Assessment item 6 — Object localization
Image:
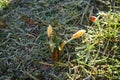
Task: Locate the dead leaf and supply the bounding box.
[21,16,35,26]
[90,16,97,23]
[0,20,6,28]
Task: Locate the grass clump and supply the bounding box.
[69,11,120,80]
[0,0,9,10]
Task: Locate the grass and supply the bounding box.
[0,0,120,80]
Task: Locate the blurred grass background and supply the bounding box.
[0,0,120,80]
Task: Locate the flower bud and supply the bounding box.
[71,30,86,40]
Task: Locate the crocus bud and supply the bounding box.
[47,25,53,39]
[71,30,86,40]
[60,41,67,51]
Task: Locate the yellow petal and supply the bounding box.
[47,25,53,38]
[71,30,86,40]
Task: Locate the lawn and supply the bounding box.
[0,0,120,80]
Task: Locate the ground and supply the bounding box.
[0,0,120,80]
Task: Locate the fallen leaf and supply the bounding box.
[21,16,35,26]
[0,20,6,28]
[90,16,97,23]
